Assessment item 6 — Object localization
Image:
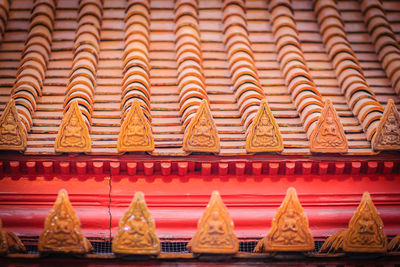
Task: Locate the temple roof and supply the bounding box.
[0,0,399,156]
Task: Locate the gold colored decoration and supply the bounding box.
[342,192,387,253]
[0,99,27,151]
[55,101,91,153]
[319,229,347,254]
[112,192,160,255]
[183,99,220,153]
[388,234,400,252]
[38,189,93,254]
[310,99,348,153]
[255,187,314,252]
[0,218,26,254]
[372,99,400,151]
[117,99,154,152]
[246,99,283,153]
[188,191,238,254]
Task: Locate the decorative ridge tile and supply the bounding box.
[310,99,348,153]
[0,98,27,151]
[187,190,238,254]
[183,99,220,153]
[372,99,400,151]
[246,98,283,153]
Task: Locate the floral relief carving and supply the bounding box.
[0,99,27,151]
[183,99,220,153]
[55,101,91,153]
[38,189,93,254]
[188,191,238,254]
[373,99,400,151]
[310,99,348,153]
[112,192,160,255]
[343,192,387,253]
[246,99,283,153]
[255,187,314,252]
[118,99,154,152]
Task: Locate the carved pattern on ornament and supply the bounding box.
[38,189,93,254]
[310,99,348,153]
[372,99,400,151]
[112,192,160,255]
[188,191,238,254]
[183,99,220,153]
[255,187,314,252]
[55,101,91,153]
[246,99,283,153]
[0,99,27,151]
[343,192,387,253]
[118,99,154,152]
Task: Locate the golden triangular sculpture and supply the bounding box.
[310,99,348,153]
[0,99,27,151]
[188,191,238,254]
[117,99,154,152]
[246,99,283,153]
[55,101,91,152]
[255,187,314,252]
[38,189,93,254]
[342,192,387,253]
[0,218,26,254]
[183,99,220,153]
[372,99,400,151]
[112,192,161,255]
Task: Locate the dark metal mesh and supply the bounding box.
[19,237,326,255]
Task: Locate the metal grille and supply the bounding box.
[19,237,326,254]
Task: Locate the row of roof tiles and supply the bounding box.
[0,0,399,155]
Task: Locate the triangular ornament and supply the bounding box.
[188,191,238,254]
[183,99,220,153]
[258,187,314,252]
[112,192,160,255]
[246,99,283,153]
[310,99,348,153]
[55,101,91,152]
[0,99,27,151]
[38,189,93,254]
[117,99,154,152]
[342,192,387,253]
[0,218,26,254]
[372,99,400,151]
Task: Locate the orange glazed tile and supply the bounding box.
[55,101,91,153]
[372,99,400,151]
[38,189,93,254]
[112,192,160,255]
[342,192,387,253]
[183,99,219,154]
[0,99,27,151]
[0,217,26,254]
[246,99,283,153]
[254,187,314,252]
[118,99,154,152]
[310,99,348,153]
[188,191,238,254]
